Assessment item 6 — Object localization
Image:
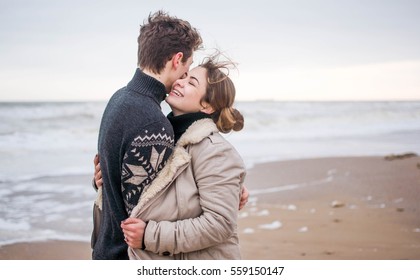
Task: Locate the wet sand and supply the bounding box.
[1,156,419,260]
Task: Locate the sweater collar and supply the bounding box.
[127,68,167,104]
[167,112,211,143]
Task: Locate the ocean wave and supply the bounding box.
[249,174,334,196]
[238,101,420,138]
[0,170,93,184]
[0,231,91,247]
[0,102,104,130]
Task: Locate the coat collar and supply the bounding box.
[177,118,219,147]
[130,119,219,217]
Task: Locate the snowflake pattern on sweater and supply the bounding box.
[122,127,174,215]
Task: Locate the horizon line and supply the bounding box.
[1,99,420,103]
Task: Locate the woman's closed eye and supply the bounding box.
[189,76,200,87]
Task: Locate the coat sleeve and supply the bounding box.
[144,136,246,255]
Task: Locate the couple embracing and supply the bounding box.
[91,10,249,260]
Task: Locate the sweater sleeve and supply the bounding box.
[121,123,174,215]
[144,136,246,255]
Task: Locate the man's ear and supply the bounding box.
[172,52,184,69]
[200,103,215,114]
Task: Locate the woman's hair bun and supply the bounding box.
[216,107,244,133]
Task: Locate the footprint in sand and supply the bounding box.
[255,209,270,216]
[258,221,282,230]
[243,228,255,234]
[238,212,249,218]
[331,200,345,208]
[298,226,309,233]
[281,204,297,211]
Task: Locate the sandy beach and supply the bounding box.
[1,155,419,260]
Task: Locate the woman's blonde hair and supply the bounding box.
[200,53,244,133]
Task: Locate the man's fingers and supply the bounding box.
[238,185,250,210]
[95,170,102,180]
[93,154,99,165]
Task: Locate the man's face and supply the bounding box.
[177,55,194,80]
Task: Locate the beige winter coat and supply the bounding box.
[128,118,246,260]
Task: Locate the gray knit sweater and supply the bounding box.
[92,69,174,259]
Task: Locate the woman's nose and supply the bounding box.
[176,79,186,87]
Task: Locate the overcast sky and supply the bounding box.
[1,0,419,101]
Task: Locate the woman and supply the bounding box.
[95,55,246,259]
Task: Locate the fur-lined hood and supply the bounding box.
[130,118,219,217]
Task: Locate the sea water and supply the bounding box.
[1,101,419,246]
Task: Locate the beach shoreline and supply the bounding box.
[1,155,419,260]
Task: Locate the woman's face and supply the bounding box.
[166,66,209,116]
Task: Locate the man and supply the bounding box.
[92,10,202,260]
